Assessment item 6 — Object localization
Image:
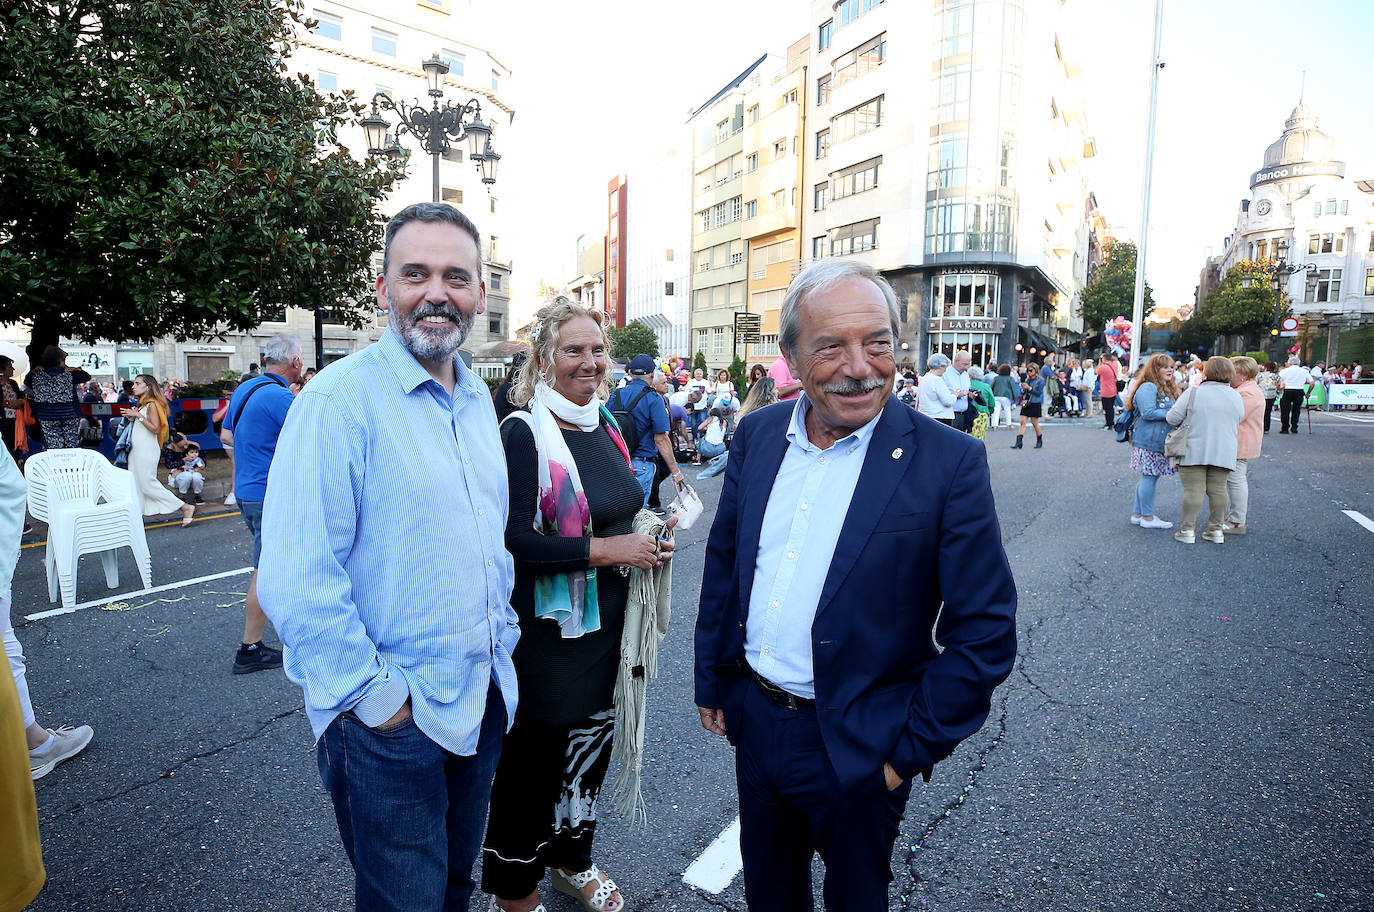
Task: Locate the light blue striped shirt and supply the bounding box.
[946,367,971,413]
[745,394,879,698]
[258,329,518,755]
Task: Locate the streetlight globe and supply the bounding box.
[1240,274,1253,289]
[422,55,449,96]
[361,111,390,154]
[478,148,500,186]
[464,118,492,159]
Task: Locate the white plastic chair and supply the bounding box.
[24,449,152,609]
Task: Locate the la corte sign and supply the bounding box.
[928,317,1006,333]
[1250,159,1345,188]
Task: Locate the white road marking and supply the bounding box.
[1318,413,1374,423]
[24,566,254,621]
[1342,510,1374,536]
[683,816,743,894]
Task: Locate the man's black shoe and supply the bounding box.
[232,643,283,675]
[193,495,205,505]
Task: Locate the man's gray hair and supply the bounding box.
[926,353,952,370]
[262,333,302,367]
[778,259,900,356]
[382,202,482,277]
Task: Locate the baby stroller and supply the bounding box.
[1045,376,1068,417]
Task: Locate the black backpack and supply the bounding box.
[609,384,655,455]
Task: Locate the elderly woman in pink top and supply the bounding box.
[1224,357,1265,535]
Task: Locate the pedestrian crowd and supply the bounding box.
[5,204,1021,912]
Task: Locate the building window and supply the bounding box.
[925,197,1015,254]
[1326,198,1337,214]
[318,70,338,92]
[832,96,882,144]
[831,156,880,200]
[489,274,501,290]
[488,314,503,335]
[442,186,462,204]
[371,27,398,56]
[1341,200,1349,215]
[440,49,465,76]
[1308,234,1320,254]
[745,200,757,219]
[829,218,879,256]
[752,239,796,268]
[784,89,798,104]
[815,128,830,159]
[814,181,829,211]
[770,189,786,210]
[927,134,967,190]
[813,236,828,259]
[931,273,999,318]
[936,63,971,121]
[696,329,708,353]
[1314,202,1322,217]
[819,19,834,51]
[491,70,500,92]
[715,119,730,143]
[665,281,675,296]
[747,104,760,123]
[753,334,780,358]
[1365,267,1374,297]
[1307,268,1341,303]
[817,74,832,106]
[1255,239,1268,260]
[746,152,759,172]
[938,2,972,56]
[311,10,342,40]
[697,196,744,231]
[712,327,726,355]
[835,33,886,87]
[836,0,885,28]
[489,197,497,214]
[772,139,786,160]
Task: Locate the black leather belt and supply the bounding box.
[748,664,815,711]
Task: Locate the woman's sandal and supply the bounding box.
[488,897,545,912]
[552,864,623,912]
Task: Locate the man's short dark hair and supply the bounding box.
[382,203,482,277]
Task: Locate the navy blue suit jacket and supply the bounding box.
[694,396,1018,790]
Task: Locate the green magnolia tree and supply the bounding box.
[0,0,403,359]
[606,320,659,360]
[693,351,708,374]
[1079,240,1155,332]
[727,355,746,394]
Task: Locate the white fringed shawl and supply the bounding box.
[610,508,672,823]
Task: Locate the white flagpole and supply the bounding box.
[1130,0,1164,376]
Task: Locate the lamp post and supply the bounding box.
[1251,239,1317,365]
[360,55,500,202]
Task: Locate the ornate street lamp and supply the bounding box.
[363,54,500,202]
[1267,237,1318,365]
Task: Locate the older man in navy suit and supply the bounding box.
[695,259,1018,911]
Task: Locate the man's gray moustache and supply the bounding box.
[825,378,886,395]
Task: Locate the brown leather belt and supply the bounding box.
[748,664,815,712]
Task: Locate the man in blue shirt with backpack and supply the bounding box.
[220,333,303,674]
[611,354,686,506]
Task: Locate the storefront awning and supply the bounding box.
[1018,324,1063,355]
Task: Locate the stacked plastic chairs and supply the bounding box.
[24,449,152,609]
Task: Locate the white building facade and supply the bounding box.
[800,0,1104,367]
[622,150,693,359]
[1216,103,1374,351]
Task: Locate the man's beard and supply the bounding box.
[397,303,473,362]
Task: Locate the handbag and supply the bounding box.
[113,415,135,468]
[667,479,704,531]
[1163,386,1197,461]
[1114,407,1137,443]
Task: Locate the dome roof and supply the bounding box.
[1263,103,1336,167]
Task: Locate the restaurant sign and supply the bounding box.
[928,317,1006,333]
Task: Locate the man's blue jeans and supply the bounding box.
[317,681,505,912]
[631,457,656,507]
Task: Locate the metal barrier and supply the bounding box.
[68,399,228,460]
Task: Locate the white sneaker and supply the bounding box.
[1140,517,1173,529]
[1202,530,1225,544]
[1130,515,1142,525]
[29,725,94,780]
[1173,530,1195,544]
[224,492,236,506]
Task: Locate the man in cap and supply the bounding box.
[611,354,686,506]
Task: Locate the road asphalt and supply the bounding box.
[11,410,1372,911]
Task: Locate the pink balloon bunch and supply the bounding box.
[1104,316,1133,357]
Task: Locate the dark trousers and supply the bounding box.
[317,681,505,912]
[1101,394,1117,429]
[735,679,913,912]
[482,708,615,900]
[1263,396,1276,431]
[1280,389,1304,431]
[951,409,972,432]
[647,455,670,509]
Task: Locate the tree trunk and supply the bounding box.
[27,311,69,369]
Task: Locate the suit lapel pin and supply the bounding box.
[891,447,903,460]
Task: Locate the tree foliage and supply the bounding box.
[1199,259,1289,337]
[606,320,659,360]
[1079,240,1155,332]
[0,0,403,356]
[728,355,746,394]
[693,351,708,374]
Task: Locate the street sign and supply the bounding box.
[1280,317,1299,332]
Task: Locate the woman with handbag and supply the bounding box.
[1166,357,1244,544]
[119,375,195,526]
[483,298,675,912]
[24,347,89,450]
[1123,354,1180,530]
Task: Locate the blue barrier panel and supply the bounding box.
[73,399,227,461]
